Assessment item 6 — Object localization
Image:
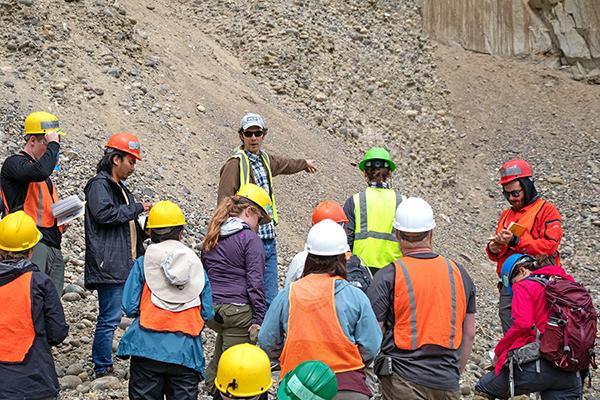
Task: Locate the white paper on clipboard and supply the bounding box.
[51,195,85,226]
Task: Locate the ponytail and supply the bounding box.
[202,195,259,252]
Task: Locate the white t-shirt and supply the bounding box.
[284,250,308,287]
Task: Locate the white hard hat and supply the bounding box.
[393,197,436,233]
[305,219,350,256]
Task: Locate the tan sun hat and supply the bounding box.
[143,240,205,306]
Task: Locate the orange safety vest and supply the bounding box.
[393,257,466,351]
[0,271,36,363]
[279,274,365,378]
[497,198,546,236]
[1,180,58,228]
[139,284,204,337]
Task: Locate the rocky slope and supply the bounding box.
[0,0,598,399]
[422,0,600,82]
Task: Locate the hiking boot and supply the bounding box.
[94,366,114,379]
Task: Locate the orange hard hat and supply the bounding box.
[498,159,532,185]
[106,132,142,160]
[312,201,348,225]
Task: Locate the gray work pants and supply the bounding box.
[499,285,513,334]
[31,242,65,295]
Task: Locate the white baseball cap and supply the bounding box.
[240,112,266,131]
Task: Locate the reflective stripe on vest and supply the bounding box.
[352,188,403,269]
[22,181,57,228]
[231,148,278,225]
[393,257,466,350]
[0,271,35,363]
[279,275,365,378]
[139,284,204,337]
[497,198,546,236]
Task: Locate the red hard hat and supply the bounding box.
[106,132,142,160]
[312,201,349,225]
[498,159,532,185]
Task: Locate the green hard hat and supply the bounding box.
[277,361,338,400]
[358,147,396,172]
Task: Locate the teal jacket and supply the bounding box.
[258,276,382,363]
[117,256,215,377]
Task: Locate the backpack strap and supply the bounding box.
[528,274,550,287]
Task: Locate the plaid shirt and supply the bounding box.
[246,151,275,239]
[368,182,390,189]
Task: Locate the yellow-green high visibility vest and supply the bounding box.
[353,187,403,269]
[231,148,279,225]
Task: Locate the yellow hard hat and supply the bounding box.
[215,343,273,397]
[146,200,186,229]
[23,111,66,136]
[236,184,273,224]
[0,211,42,252]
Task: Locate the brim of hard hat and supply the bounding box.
[146,221,186,229]
[0,232,42,252]
[242,198,272,225]
[306,244,350,256]
[392,221,436,232]
[23,129,66,137]
[358,158,396,172]
[106,147,142,161]
[276,374,294,400]
[215,377,273,398]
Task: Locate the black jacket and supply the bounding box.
[84,170,145,289]
[0,259,68,400]
[0,142,62,248]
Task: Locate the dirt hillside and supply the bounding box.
[0,0,598,398]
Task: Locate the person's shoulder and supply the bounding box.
[224,154,242,164]
[446,257,474,281]
[538,198,560,213]
[270,285,291,308]
[85,171,111,186]
[375,262,396,279]
[290,250,307,262]
[31,269,55,290]
[1,153,27,171]
[239,227,262,246]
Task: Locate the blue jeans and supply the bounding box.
[92,283,124,373]
[476,359,581,399]
[262,238,279,308]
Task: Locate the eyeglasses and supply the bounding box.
[242,130,264,138]
[503,189,523,199]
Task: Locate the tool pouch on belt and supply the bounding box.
[508,341,541,367]
[374,355,393,376]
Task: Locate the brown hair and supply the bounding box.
[535,254,555,268]
[365,167,390,184]
[202,195,261,252]
[302,253,347,280]
[150,225,184,244]
[0,249,31,261]
[398,230,430,243]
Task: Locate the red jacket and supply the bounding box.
[486,198,562,275]
[494,265,574,374]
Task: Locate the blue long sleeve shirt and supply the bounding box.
[258,276,382,364]
[117,256,215,377]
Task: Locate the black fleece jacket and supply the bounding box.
[0,259,68,400]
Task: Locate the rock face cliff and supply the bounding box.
[421,0,600,81]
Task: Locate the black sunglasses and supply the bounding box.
[503,189,523,199]
[242,130,264,138]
